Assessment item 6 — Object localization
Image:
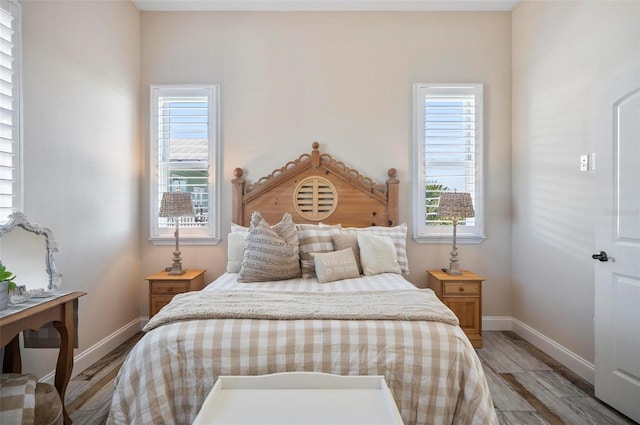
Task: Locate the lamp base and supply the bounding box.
[165,248,186,275]
[443,268,463,276]
[165,265,186,276]
[444,256,463,276]
[445,221,463,276]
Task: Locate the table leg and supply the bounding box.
[2,334,21,373]
[53,300,75,425]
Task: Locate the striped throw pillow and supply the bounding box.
[238,212,301,282]
[296,224,342,278]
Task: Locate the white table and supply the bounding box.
[193,372,404,425]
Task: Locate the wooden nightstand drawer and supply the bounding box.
[151,295,174,316]
[152,281,188,295]
[443,283,480,295]
[146,269,206,318]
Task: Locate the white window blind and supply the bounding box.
[150,85,220,244]
[412,83,484,242]
[0,0,20,223]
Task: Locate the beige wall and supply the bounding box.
[512,0,639,363]
[140,11,513,317]
[9,3,514,382]
[20,1,141,377]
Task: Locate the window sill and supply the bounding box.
[149,236,221,246]
[412,235,486,244]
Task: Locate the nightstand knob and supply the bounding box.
[459,287,465,292]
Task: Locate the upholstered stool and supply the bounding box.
[0,374,63,425]
[34,381,63,425]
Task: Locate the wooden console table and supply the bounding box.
[0,291,86,425]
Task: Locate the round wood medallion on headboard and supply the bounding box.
[293,176,338,221]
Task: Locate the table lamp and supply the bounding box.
[159,190,194,275]
[437,191,475,276]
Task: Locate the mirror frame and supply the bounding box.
[0,211,62,290]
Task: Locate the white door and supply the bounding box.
[594,64,640,423]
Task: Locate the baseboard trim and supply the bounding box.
[40,317,144,385]
[482,316,513,331]
[482,315,594,384]
[510,317,595,384]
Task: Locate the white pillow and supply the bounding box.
[357,232,401,276]
[311,248,360,283]
[345,224,409,274]
[230,222,249,235]
[226,232,246,273]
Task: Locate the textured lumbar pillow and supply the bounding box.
[238,212,301,282]
[357,232,401,275]
[311,248,360,283]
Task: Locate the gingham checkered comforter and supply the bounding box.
[107,273,497,425]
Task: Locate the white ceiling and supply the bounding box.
[131,0,521,12]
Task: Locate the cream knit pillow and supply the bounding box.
[346,224,409,274]
[357,232,401,276]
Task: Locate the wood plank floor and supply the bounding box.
[65,331,637,425]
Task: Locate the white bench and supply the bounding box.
[193,372,404,425]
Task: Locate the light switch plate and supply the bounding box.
[580,154,589,171]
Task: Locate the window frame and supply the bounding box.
[0,0,21,224]
[149,84,221,245]
[412,83,485,244]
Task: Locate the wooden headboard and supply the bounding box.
[232,143,398,228]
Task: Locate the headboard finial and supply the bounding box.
[386,168,399,226]
[311,142,320,167]
[231,168,245,225]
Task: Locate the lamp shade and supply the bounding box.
[437,192,475,220]
[159,192,195,218]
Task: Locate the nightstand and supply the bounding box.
[427,269,484,348]
[146,269,206,318]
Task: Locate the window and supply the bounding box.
[412,83,484,243]
[150,85,220,245]
[0,0,20,224]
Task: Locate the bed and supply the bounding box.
[107,143,497,425]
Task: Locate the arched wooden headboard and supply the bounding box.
[232,142,398,228]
